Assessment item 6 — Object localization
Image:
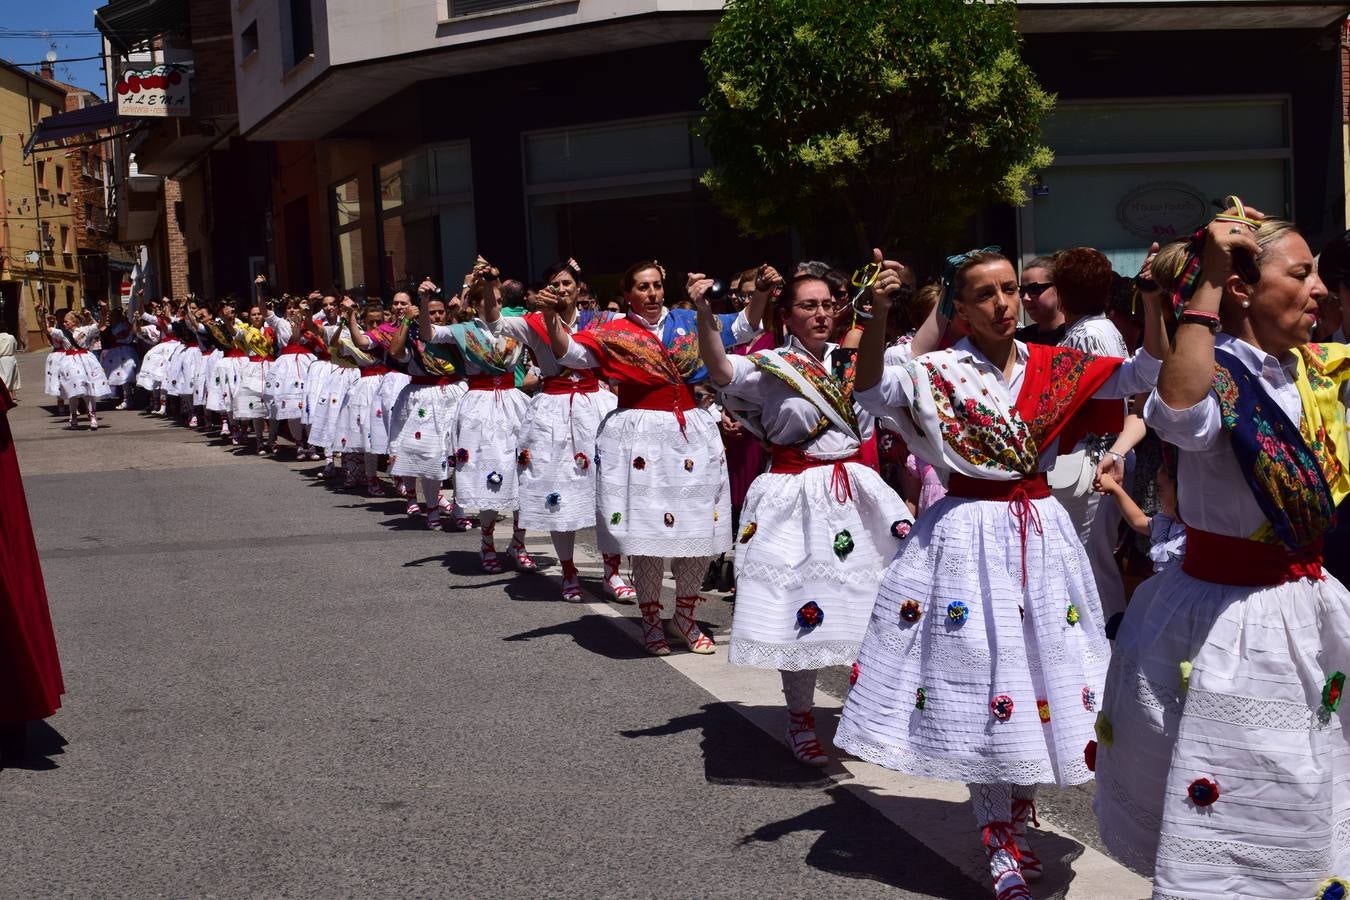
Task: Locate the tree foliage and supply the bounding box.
[698,0,1055,261]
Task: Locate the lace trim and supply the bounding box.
[736,560,888,591]
[1155,832,1329,876]
[833,720,1091,786]
[599,535,729,557]
[1135,671,1184,716]
[1101,768,1161,833]
[598,482,725,501]
[1095,820,1158,878]
[1183,686,1317,732]
[728,639,860,671]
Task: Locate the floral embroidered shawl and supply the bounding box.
[441,320,524,376]
[1212,342,1350,547]
[876,342,1121,481]
[571,308,737,386]
[745,343,859,441]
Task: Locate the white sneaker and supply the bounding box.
[115,401,128,411]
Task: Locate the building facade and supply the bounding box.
[0,61,85,348]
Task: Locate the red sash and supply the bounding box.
[946,473,1052,586]
[410,374,457,386]
[467,373,513,391]
[247,355,268,363]
[198,346,214,355]
[769,446,864,503]
[279,344,311,357]
[1183,528,1324,586]
[359,364,390,377]
[63,349,87,356]
[224,348,246,359]
[541,370,600,394]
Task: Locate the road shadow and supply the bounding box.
[0,721,67,773]
[742,784,988,898]
[621,701,834,789]
[503,613,651,661]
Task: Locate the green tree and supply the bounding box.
[698,0,1054,263]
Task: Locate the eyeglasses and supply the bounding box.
[1020,282,1053,298]
[791,301,841,316]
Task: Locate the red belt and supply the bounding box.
[467,373,513,391]
[199,346,215,355]
[411,375,457,386]
[947,473,1051,586]
[279,344,311,356]
[770,446,863,504]
[616,382,695,432]
[247,355,268,363]
[541,370,600,394]
[63,349,88,355]
[360,364,390,377]
[224,349,246,358]
[1183,528,1324,586]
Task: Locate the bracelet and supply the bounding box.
[1106,450,1125,463]
[1178,310,1221,333]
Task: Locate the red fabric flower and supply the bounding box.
[1084,740,1097,772]
[991,695,1014,721]
[633,457,646,470]
[849,662,860,686]
[1188,777,1220,806]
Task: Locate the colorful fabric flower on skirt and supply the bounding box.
[417,407,427,418]
[890,520,911,540]
[833,530,854,560]
[414,432,421,440]
[1179,660,1193,694]
[1187,777,1220,807]
[1318,877,1350,900]
[632,457,646,470]
[1084,740,1097,772]
[795,601,825,630]
[517,449,530,466]
[486,471,503,486]
[610,512,622,525]
[1094,711,1113,747]
[899,600,922,624]
[545,492,561,507]
[1325,671,1345,713]
[849,662,860,686]
[1081,686,1096,712]
[990,695,1014,721]
[574,452,589,470]
[739,522,757,543]
[1065,603,1081,626]
[683,458,694,472]
[455,448,469,463]
[915,687,927,710]
[1037,698,1050,724]
[663,512,675,527]
[946,601,968,624]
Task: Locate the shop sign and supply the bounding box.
[115,65,190,118]
[1116,182,1209,241]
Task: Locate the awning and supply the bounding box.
[94,0,189,54]
[24,103,136,157]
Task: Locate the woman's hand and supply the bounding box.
[865,247,908,312]
[1199,205,1264,288]
[418,279,439,301]
[686,273,715,312]
[754,264,783,296]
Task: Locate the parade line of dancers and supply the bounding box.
[29,200,1350,900]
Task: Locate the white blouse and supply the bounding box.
[1144,333,1350,540]
[720,336,871,459]
[859,337,1162,477]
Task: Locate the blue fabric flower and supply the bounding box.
[946,601,968,623]
[545,492,561,507]
[486,471,502,486]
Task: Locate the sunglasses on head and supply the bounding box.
[1020,282,1052,298]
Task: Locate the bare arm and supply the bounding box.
[1097,472,1151,536]
[741,264,781,333]
[689,274,734,387]
[344,301,373,350]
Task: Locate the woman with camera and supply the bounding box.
[835,247,1166,900]
[538,261,761,656]
[693,268,911,766]
[1094,207,1350,899]
[480,258,636,601]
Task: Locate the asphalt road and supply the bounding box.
[0,351,1144,899]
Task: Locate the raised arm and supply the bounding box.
[855,250,908,393]
[1159,211,1261,409]
[690,273,734,386]
[740,264,781,333]
[342,298,372,350]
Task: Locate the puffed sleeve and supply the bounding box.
[1143,389,1222,451]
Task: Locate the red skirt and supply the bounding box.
[0,383,64,721]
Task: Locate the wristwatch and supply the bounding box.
[1178,311,1221,333]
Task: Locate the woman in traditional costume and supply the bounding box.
[298,295,339,462]
[98,305,138,409]
[696,269,911,765]
[387,289,467,528]
[1094,206,1350,900]
[332,299,403,494]
[482,259,636,601]
[429,264,535,572]
[262,298,319,456]
[539,260,749,655]
[50,308,112,430]
[834,248,1166,900]
[228,302,277,453]
[306,306,362,480]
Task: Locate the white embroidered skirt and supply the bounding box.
[388,380,467,479]
[162,343,194,397]
[190,350,218,407]
[307,366,359,451]
[205,355,236,413]
[230,358,268,419]
[450,386,530,512]
[265,352,315,421]
[516,388,617,532]
[730,463,909,671]
[592,406,732,558]
[300,359,334,426]
[332,371,397,454]
[44,351,61,396]
[100,346,138,386]
[1093,565,1350,898]
[56,352,112,400]
[834,493,1108,786]
[136,341,174,390]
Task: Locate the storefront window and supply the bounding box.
[331,177,365,292]
[377,142,474,295]
[1022,98,1292,275]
